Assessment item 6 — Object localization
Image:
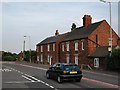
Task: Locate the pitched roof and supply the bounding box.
[37,20,104,46]
[89,46,109,58]
[37,33,68,46]
[63,20,104,41]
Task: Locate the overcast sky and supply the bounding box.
[1,0,119,54]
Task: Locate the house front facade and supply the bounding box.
[36,15,120,69]
[59,15,119,69]
[36,30,67,65]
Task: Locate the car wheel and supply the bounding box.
[46,72,50,79]
[57,76,62,83]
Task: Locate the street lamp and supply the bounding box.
[23,36,26,61]
[100,0,112,56]
[23,35,31,63]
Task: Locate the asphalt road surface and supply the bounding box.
[1,61,120,90]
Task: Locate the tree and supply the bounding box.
[107,48,120,70]
[71,23,76,31]
[2,52,18,61]
[24,50,37,62]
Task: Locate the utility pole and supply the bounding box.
[100,0,112,56]
[23,36,26,61]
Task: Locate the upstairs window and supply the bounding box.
[75,42,78,51]
[81,41,84,50]
[62,43,64,51]
[36,46,39,52]
[53,43,55,51]
[66,42,70,51]
[41,46,43,52]
[48,44,50,52]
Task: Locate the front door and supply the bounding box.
[94,58,99,68]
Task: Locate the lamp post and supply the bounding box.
[100,0,112,56]
[23,36,26,61]
[23,35,31,63]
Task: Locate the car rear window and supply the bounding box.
[64,65,80,71]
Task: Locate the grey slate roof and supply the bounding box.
[37,20,104,46]
[89,46,109,58]
[37,33,68,46]
[63,20,104,41]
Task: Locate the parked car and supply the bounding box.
[46,63,83,83]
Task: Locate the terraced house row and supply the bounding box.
[36,15,120,69]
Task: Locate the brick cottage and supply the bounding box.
[36,15,120,69]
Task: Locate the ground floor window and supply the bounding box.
[75,54,78,65]
[41,54,43,62]
[47,54,50,63]
[94,58,99,68]
[37,56,39,62]
[66,54,70,63]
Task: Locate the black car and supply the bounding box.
[46,63,83,83]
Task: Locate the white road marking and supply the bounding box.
[0,68,12,72]
[19,64,47,71]
[22,75,35,82]
[3,65,57,90]
[5,81,36,84]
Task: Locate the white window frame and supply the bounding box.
[81,41,84,50]
[75,42,78,51]
[37,56,39,62]
[41,46,43,52]
[53,43,55,51]
[41,54,43,62]
[47,54,50,63]
[66,54,70,63]
[75,54,78,65]
[62,43,64,51]
[37,46,39,52]
[94,58,99,68]
[66,42,70,51]
[47,44,50,52]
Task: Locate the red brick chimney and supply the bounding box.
[55,30,59,36]
[83,15,92,27]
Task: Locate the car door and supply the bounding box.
[49,64,56,78]
[54,64,62,79]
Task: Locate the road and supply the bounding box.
[1,61,120,90]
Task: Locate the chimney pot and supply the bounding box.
[55,30,59,36]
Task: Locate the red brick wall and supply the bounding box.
[88,20,119,55]
[60,39,89,67]
[118,39,120,46]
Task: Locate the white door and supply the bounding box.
[37,56,39,62]
[66,54,70,63]
[94,58,99,68]
[49,56,52,65]
[75,55,78,65]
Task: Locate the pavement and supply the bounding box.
[15,61,119,76]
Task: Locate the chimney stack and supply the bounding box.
[83,15,92,27]
[55,30,59,36]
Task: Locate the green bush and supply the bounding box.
[107,49,120,70]
[3,56,16,61]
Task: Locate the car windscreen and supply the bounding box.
[63,65,80,71]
